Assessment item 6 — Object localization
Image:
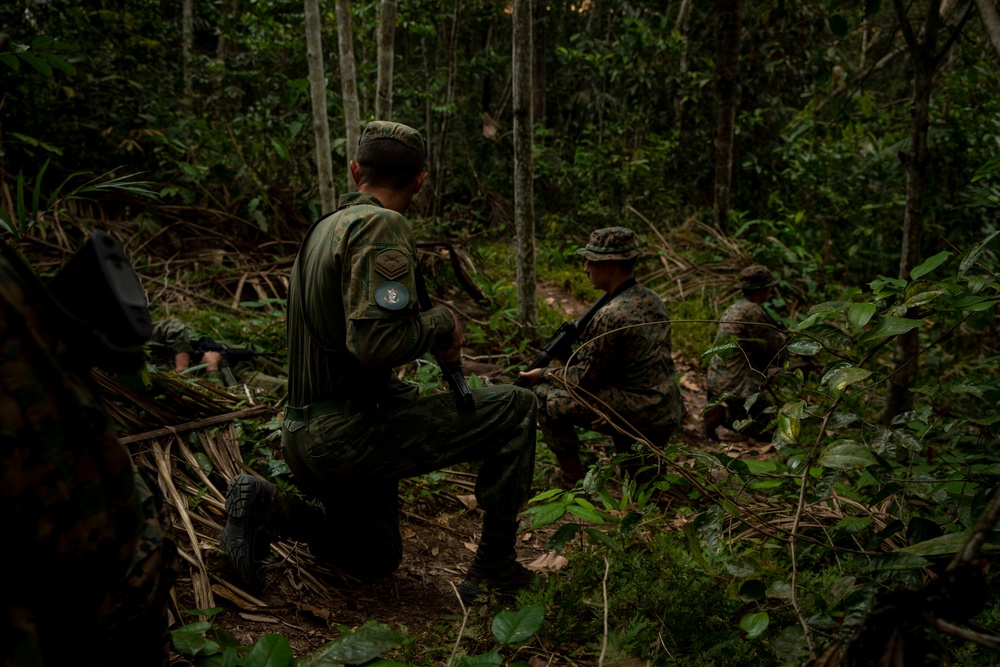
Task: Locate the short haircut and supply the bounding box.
[356,139,425,189]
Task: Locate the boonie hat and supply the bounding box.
[358,121,426,159]
[575,227,644,261]
[739,264,778,290]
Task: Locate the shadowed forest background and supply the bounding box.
[3,0,1000,665]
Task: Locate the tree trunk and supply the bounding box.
[975,0,1000,61]
[674,0,693,131]
[335,0,362,193]
[182,0,193,101]
[532,8,546,126]
[375,0,397,120]
[431,0,462,217]
[712,0,743,234]
[304,0,336,214]
[883,0,942,424]
[513,0,537,334]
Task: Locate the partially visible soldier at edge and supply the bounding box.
[219,120,539,606]
[703,264,788,442]
[0,239,177,666]
[519,227,685,487]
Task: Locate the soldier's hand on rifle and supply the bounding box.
[202,350,223,373]
[174,351,191,373]
[431,310,465,365]
[517,368,545,387]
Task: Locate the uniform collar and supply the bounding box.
[337,191,385,209]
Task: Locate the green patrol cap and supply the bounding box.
[359,121,426,159]
[739,264,778,290]
[575,227,644,261]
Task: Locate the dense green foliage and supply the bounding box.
[4,0,1000,664]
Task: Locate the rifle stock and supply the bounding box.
[513,292,612,387]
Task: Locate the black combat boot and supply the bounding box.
[220,474,279,589]
[455,519,538,606]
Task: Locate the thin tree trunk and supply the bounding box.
[304,0,336,213]
[712,0,742,234]
[375,0,397,120]
[532,8,546,125]
[431,0,462,217]
[884,0,942,424]
[182,0,193,101]
[335,0,362,193]
[975,0,1000,61]
[513,0,537,334]
[674,0,693,130]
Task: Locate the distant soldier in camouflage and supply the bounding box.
[703,264,787,441]
[0,241,176,666]
[220,121,538,605]
[519,227,685,485]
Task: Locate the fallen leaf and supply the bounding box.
[457,494,478,511]
[463,541,479,553]
[431,547,439,557]
[527,551,569,572]
[297,602,331,622]
[239,613,279,623]
[402,528,417,539]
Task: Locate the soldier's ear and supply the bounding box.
[412,171,428,194]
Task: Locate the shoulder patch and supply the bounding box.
[374,249,409,279]
[374,281,410,310]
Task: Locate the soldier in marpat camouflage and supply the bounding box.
[519,227,685,485]
[220,121,539,606]
[0,242,176,666]
[703,264,787,441]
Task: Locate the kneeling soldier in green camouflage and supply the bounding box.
[519,227,685,486]
[220,121,538,606]
[703,264,787,441]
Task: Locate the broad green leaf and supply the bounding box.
[702,335,739,359]
[492,605,545,644]
[529,502,566,529]
[959,230,1000,276]
[457,652,503,667]
[773,400,805,449]
[528,488,563,503]
[299,623,403,667]
[244,634,292,667]
[897,531,971,557]
[909,251,951,279]
[271,138,290,161]
[37,51,76,75]
[546,523,580,550]
[719,497,742,518]
[0,54,20,70]
[31,35,55,49]
[171,630,209,656]
[972,155,1000,182]
[847,302,876,329]
[739,612,770,639]
[18,51,52,76]
[858,316,923,345]
[566,504,605,523]
[786,336,822,355]
[871,551,930,571]
[823,366,872,391]
[682,522,715,575]
[818,440,877,469]
[904,287,946,309]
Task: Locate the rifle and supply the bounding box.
[513,292,612,387]
[415,271,475,413]
[190,337,274,386]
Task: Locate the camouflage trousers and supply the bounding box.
[533,382,682,459]
[280,384,537,581]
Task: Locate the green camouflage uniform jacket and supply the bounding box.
[0,243,175,666]
[535,280,684,452]
[280,192,536,580]
[286,191,455,405]
[706,298,785,399]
